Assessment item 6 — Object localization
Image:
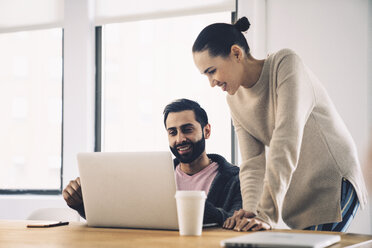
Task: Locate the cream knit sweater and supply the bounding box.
[227,49,367,229]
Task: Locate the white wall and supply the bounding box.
[238,0,371,234]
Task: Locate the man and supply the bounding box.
[63,98,242,225]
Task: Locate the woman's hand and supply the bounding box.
[223,209,256,229]
[233,217,271,232]
[223,209,271,231]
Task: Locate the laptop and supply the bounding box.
[77,151,179,230]
[220,232,341,248]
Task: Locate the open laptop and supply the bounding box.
[220,232,341,248]
[77,151,179,230]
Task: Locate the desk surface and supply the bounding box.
[1,220,371,248]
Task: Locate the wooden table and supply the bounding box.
[1,220,371,247]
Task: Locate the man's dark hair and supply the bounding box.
[163,99,208,128]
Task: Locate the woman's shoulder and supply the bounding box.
[268,48,304,70]
[270,48,299,61]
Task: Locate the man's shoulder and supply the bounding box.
[207,154,239,175]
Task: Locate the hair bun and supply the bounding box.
[234,17,250,32]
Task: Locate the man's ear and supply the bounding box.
[203,124,211,139]
[230,45,243,61]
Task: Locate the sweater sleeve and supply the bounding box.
[203,200,240,225]
[203,176,242,225]
[232,115,266,213]
[256,54,315,226]
[77,205,86,219]
[68,202,86,219]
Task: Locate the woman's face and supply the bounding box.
[193,49,243,95]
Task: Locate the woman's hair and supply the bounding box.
[192,17,251,58]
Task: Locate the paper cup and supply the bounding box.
[175,190,206,236]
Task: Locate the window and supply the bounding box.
[0,29,63,192]
[101,12,232,160]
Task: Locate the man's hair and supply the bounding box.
[163,99,208,128]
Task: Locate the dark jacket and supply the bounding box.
[174,154,242,225]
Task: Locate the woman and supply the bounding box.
[192,17,367,232]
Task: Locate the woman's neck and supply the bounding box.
[241,55,265,89]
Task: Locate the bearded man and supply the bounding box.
[63,98,242,225]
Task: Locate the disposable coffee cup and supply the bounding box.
[175,190,207,236]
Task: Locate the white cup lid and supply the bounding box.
[175,190,207,199]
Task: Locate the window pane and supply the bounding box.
[102,12,232,160]
[0,29,62,190]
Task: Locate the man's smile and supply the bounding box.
[177,144,192,155]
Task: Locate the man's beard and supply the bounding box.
[170,136,206,164]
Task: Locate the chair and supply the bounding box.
[27,207,81,222]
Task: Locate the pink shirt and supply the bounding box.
[175,162,219,195]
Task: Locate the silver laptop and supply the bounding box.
[77,151,179,230]
[220,232,340,248]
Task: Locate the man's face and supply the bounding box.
[165,110,210,163]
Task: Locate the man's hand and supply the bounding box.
[223,209,256,229]
[62,177,83,210]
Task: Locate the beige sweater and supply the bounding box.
[227,49,367,229]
